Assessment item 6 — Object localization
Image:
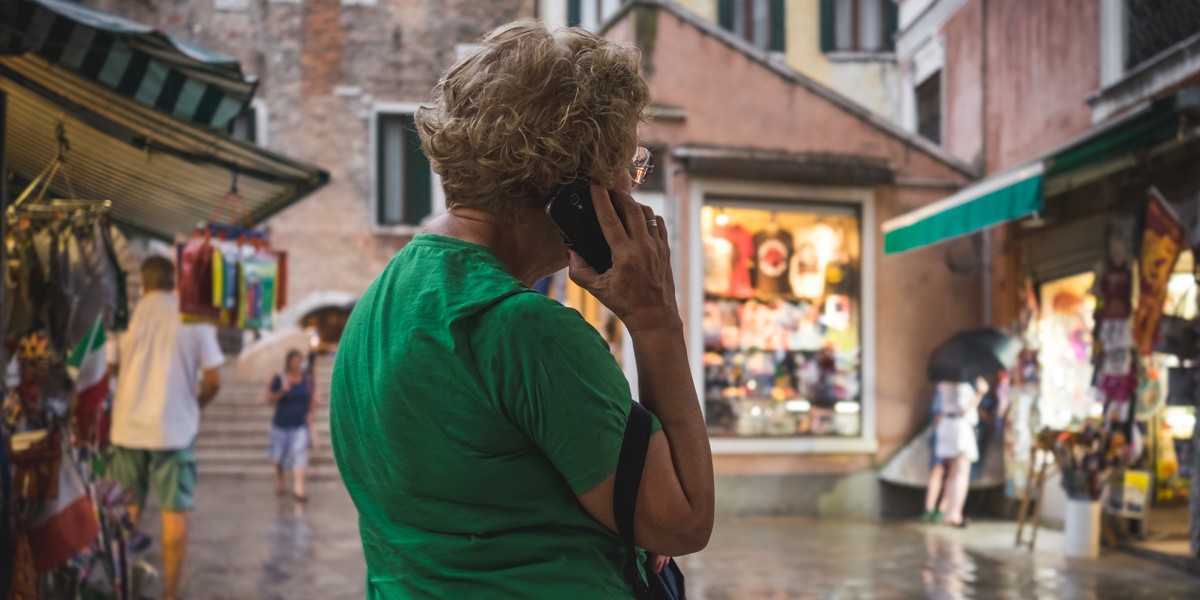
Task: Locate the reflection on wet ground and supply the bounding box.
[135,479,1200,599]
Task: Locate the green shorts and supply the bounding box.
[107,445,197,511]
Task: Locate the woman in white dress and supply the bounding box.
[923,377,989,527]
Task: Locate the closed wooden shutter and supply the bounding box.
[884,0,898,51]
[819,0,836,52]
[718,0,735,31]
[769,0,786,52]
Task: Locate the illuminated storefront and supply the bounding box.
[699,202,864,438]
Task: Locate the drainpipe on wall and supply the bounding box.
[980,0,992,327]
[982,230,993,326]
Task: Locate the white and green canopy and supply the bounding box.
[883,165,1043,254]
[0,0,254,129]
[884,89,1199,255]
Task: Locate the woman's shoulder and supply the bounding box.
[477,291,601,344]
[487,290,578,322]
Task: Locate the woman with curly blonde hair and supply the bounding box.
[330,20,713,598]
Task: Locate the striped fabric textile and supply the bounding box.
[0,0,255,129]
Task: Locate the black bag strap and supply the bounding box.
[615,400,655,600]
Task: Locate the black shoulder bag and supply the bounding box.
[615,401,687,600]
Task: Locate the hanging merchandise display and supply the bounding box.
[175,183,286,330]
[238,256,279,330]
[701,204,862,438]
[1133,189,1186,355]
[0,154,158,598]
[1095,221,1139,438]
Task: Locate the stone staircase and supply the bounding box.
[195,354,340,479]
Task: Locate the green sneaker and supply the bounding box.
[920,510,936,523]
[932,510,945,523]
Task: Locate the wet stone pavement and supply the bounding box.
[134,478,1200,599]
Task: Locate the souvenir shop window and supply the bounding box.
[1035,273,1097,430]
[374,110,433,228]
[1151,262,1198,504]
[701,203,862,438]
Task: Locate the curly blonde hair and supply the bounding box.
[415,20,650,217]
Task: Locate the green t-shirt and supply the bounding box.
[331,234,656,599]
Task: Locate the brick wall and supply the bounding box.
[87,0,533,307]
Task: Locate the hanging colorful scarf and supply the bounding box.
[1133,188,1185,354]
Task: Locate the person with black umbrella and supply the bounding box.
[921,328,1019,527]
[923,377,989,527]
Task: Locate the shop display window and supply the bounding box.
[1153,265,1198,503]
[1036,273,1098,430]
[701,203,862,438]
[1156,406,1195,503]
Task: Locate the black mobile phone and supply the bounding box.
[544,177,616,273]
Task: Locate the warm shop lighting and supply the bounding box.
[834,402,861,414]
[785,400,812,412]
[1165,409,1196,439]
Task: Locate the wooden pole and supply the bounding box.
[1015,444,1038,548]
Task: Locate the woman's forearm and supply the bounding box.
[631,318,714,513]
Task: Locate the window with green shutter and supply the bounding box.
[884,0,898,51]
[718,0,735,31]
[769,0,786,52]
[567,0,582,27]
[718,0,785,53]
[820,0,836,52]
[915,71,942,145]
[377,112,433,228]
[822,0,895,54]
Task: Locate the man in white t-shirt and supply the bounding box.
[107,256,224,600]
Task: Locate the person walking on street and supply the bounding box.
[106,256,224,600]
[265,349,316,501]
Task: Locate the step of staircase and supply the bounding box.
[198,462,342,479]
[202,405,332,419]
[194,447,337,465]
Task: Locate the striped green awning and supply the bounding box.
[0,0,255,129]
[883,165,1044,254]
[1,55,328,240]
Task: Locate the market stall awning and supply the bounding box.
[0,0,254,129]
[1,54,328,240]
[883,164,1043,254]
[883,88,1200,255]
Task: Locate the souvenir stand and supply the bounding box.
[1007,188,1199,559]
[2,144,139,598]
[0,1,329,597]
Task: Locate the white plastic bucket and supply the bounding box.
[1063,498,1101,558]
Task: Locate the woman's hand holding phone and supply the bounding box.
[567,173,680,334]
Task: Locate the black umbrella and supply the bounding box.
[927,327,1021,383]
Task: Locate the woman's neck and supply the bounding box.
[425,206,566,286]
